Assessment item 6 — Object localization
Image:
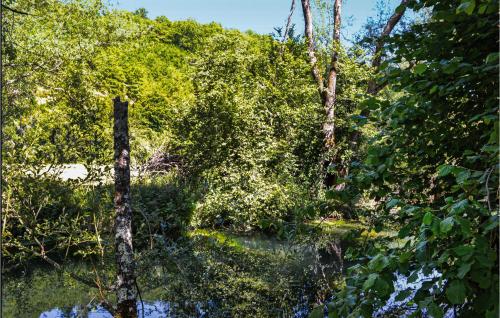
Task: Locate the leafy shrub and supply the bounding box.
[192,168,304,231]
[324,0,499,316]
[132,172,195,245]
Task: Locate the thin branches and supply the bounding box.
[2,4,29,15]
[282,0,296,44]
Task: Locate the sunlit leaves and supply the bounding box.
[363,273,379,290]
[368,254,390,272]
[457,262,472,279]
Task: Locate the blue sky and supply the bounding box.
[111,0,402,41]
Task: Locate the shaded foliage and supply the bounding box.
[324,0,499,316]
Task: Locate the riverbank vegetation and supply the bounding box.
[2,0,498,317]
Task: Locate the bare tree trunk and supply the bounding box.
[323,0,342,149]
[113,97,137,318]
[282,0,296,44]
[301,0,342,150]
[301,0,342,187]
[367,0,409,94]
[301,0,324,98]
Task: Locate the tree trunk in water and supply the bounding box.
[113,97,137,318]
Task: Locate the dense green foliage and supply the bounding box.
[324,0,499,316]
[1,0,498,316]
[2,0,370,267]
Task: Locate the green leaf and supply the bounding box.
[471,269,491,288]
[363,273,379,290]
[457,262,472,279]
[395,4,406,14]
[395,289,412,301]
[368,254,390,272]
[485,52,499,64]
[414,63,427,75]
[442,62,459,74]
[423,211,433,225]
[456,1,476,15]
[386,198,400,208]
[457,218,472,236]
[438,251,450,264]
[453,245,474,258]
[408,271,420,283]
[398,224,412,238]
[440,217,454,234]
[437,164,454,177]
[379,61,389,71]
[455,169,470,184]
[373,276,392,297]
[451,199,468,214]
[327,302,337,318]
[483,216,499,233]
[478,3,488,14]
[428,301,444,318]
[486,310,498,318]
[446,280,466,304]
[309,306,324,318]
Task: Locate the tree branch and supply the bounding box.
[368,0,409,94]
[371,0,409,68]
[301,0,324,96]
[282,0,296,44]
[325,0,342,99]
[2,4,30,15]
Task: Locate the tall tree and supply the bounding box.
[301,0,342,186]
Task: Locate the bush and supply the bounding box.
[192,168,304,231]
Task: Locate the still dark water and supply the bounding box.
[3,230,454,318]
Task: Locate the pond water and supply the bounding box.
[3,229,450,318]
[4,229,344,318]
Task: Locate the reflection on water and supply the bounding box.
[37,271,454,318]
[6,230,452,318]
[5,230,345,318]
[39,306,112,318]
[39,302,175,318]
[374,270,455,318]
[38,300,300,318]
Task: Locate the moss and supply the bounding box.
[187,229,245,252]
